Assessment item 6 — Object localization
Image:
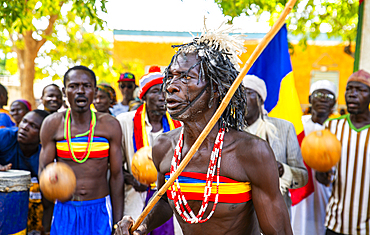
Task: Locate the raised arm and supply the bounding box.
[108,117,124,226]
[245,139,293,235]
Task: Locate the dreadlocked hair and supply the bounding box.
[163,24,248,131]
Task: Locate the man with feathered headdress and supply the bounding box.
[115,27,293,235]
[242,75,308,217]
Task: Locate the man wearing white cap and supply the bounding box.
[116,66,182,235]
[242,75,308,217]
[290,79,337,235]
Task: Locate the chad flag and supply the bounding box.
[247,25,313,205]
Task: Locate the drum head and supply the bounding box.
[0,170,31,192]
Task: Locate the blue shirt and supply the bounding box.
[0,127,41,178]
[0,112,15,128]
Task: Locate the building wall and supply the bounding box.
[113,38,355,107]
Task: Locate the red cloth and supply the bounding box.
[289,131,315,206]
[133,105,181,151]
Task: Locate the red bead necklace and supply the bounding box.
[169,127,225,224]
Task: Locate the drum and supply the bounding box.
[0,170,31,235]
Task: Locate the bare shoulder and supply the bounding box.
[224,129,276,177]
[41,111,65,131]
[228,129,272,156]
[152,127,182,167]
[95,112,121,138]
[40,112,65,142]
[96,112,120,126]
[156,127,182,145]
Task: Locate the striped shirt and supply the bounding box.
[325,114,370,235]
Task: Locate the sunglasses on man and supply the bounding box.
[120,84,134,89]
[312,91,335,101]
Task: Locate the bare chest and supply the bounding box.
[159,143,249,182]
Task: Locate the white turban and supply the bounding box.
[242,75,277,141]
[242,75,267,102]
[309,80,337,98]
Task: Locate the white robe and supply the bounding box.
[290,115,332,235]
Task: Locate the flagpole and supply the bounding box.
[353,0,364,72]
[130,0,298,232]
[359,0,370,72]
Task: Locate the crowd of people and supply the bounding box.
[0,28,369,235]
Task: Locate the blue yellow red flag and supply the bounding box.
[247,25,303,135]
[247,25,313,205]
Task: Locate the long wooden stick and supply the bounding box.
[131,0,297,232]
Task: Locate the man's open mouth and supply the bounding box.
[75,97,88,107]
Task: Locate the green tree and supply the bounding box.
[0,0,108,107]
[215,0,359,45]
[0,58,6,75]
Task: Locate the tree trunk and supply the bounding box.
[14,15,58,109]
[16,32,38,109]
[20,52,36,109]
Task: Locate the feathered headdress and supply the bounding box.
[179,21,246,70]
[164,21,248,131]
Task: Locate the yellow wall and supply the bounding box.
[292,44,354,106]
[113,41,178,77]
[113,39,355,106]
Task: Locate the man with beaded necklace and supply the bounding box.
[39,65,124,234]
[115,29,293,235]
[116,66,182,235]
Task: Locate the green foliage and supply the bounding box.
[214,0,359,43]
[0,0,115,89]
[0,0,107,33]
[0,32,11,54]
[5,57,17,75]
[31,11,111,83]
[0,58,6,75]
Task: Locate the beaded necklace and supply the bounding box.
[170,127,225,224]
[64,108,96,163]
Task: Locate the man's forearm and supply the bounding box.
[42,197,54,233]
[141,196,174,233]
[110,173,124,224]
